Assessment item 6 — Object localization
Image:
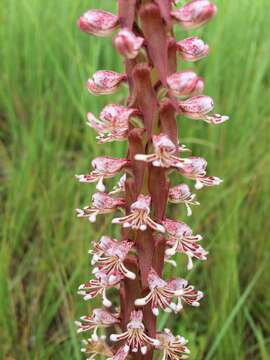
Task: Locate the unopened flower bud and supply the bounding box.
[77,9,119,36]
[176,36,209,61]
[87,70,127,95]
[171,0,217,29]
[113,28,144,59]
[167,70,204,97]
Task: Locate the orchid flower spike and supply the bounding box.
[76,1,228,358]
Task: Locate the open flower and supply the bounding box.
[171,0,217,29]
[179,96,229,124]
[87,104,139,143]
[77,9,119,36]
[162,218,207,270]
[177,157,223,189]
[112,194,165,232]
[167,71,204,98]
[87,70,127,95]
[110,310,160,354]
[78,272,123,307]
[76,157,129,192]
[76,192,125,222]
[168,184,200,216]
[156,328,190,360]
[135,269,176,315]
[75,308,120,340]
[134,134,190,169]
[114,28,144,59]
[167,278,203,312]
[135,268,203,315]
[176,36,209,61]
[81,337,113,359]
[90,236,136,280]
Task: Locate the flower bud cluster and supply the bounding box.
[75,1,228,359]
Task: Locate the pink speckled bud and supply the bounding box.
[77,9,119,36]
[87,70,127,95]
[171,0,217,29]
[176,36,209,61]
[167,70,204,97]
[114,28,144,59]
[179,95,214,116]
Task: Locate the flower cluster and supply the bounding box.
[75,1,228,359]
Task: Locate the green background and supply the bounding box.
[1,0,270,359]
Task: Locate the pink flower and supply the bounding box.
[168,184,200,216]
[134,134,190,169]
[135,268,203,314]
[87,104,139,143]
[114,28,144,59]
[110,310,160,354]
[156,328,190,360]
[77,9,119,36]
[112,194,165,232]
[76,157,129,192]
[87,70,127,95]
[167,70,204,98]
[162,218,207,270]
[78,272,123,307]
[75,308,120,340]
[177,157,223,189]
[171,0,217,29]
[179,96,229,124]
[76,192,125,222]
[167,278,203,312]
[90,236,136,280]
[176,36,209,61]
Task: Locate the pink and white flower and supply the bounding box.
[168,184,200,216]
[156,328,190,360]
[176,36,209,62]
[167,278,203,312]
[90,236,136,280]
[76,157,129,192]
[179,96,229,124]
[167,70,204,98]
[177,157,223,189]
[78,272,123,307]
[87,70,127,95]
[112,194,165,232]
[87,104,139,143]
[77,9,119,36]
[171,0,217,29]
[135,268,203,315]
[110,310,160,354]
[162,218,207,270]
[134,134,190,169]
[75,308,120,340]
[114,28,144,59]
[76,192,125,222]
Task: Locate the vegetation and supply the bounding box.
[0,0,270,358]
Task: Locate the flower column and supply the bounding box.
[76,1,228,360]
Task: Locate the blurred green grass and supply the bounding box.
[0,0,270,359]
